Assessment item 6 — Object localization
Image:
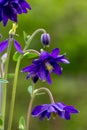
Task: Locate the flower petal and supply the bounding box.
[19,0,31,13]
[12,3,22,14]
[22,64,38,73]
[40,51,51,61]
[57,54,70,64]
[64,106,79,114]
[65,111,70,120]
[39,111,47,120]
[46,72,52,84]
[53,64,62,75]
[32,105,48,117]
[0,39,8,52]
[14,40,23,53]
[38,64,47,81]
[51,48,60,58]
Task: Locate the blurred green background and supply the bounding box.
[0,0,87,130]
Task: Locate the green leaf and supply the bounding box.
[7,73,14,78]
[23,31,30,44]
[28,86,33,96]
[19,116,26,130]
[0,78,8,84]
[13,51,20,61]
[23,52,38,59]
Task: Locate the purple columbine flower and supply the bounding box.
[0,0,31,26]
[22,48,69,84]
[0,39,23,53]
[31,102,79,120]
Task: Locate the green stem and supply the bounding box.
[26,87,54,130]
[24,49,40,55]
[2,39,12,130]
[7,56,22,130]
[34,87,54,103]
[26,95,34,130]
[24,28,46,50]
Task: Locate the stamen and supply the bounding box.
[45,62,53,72]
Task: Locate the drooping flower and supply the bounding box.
[0,0,31,26]
[31,102,79,120]
[0,39,23,53]
[22,48,69,84]
[41,33,50,46]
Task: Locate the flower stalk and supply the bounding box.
[2,38,12,130]
[26,87,54,130]
[24,28,46,50]
[7,55,22,130]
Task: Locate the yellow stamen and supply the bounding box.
[45,62,53,71]
[9,23,18,35]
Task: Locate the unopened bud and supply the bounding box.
[41,33,50,47]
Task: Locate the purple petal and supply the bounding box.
[26,73,39,83]
[57,54,70,64]
[60,58,70,64]
[53,64,62,75]
[2,8,9,26]
[0,39,8,52]
[32,59,40,64]
[12,3,22,14]
[64,106,79,114]
[40,51,51,61]
[14,40,23,53]
[51,48,60,58]
[46,112,51,119]
[0,9,2,22]
[65,111,70,120]
[46,72,52,84]
[53,103,65,112]
[31,75,39,83]
[39,111,47,120]
[32,105,48,117]
[19,0,31,13]
[22,64,38,73]
[47,105,56,113]
[3,5,17,25]
[38,65,47,81]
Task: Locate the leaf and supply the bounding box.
[7,73,14,78]
[19,116,26,130]
[0,78,8,84]
[23,31,30,44]
[28,86,33,96]
[23,52,38,59]
[13,51,20,61]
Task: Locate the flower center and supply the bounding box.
[45,62,53,72]
[51,112,57,119]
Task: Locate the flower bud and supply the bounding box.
[41,33,50,46]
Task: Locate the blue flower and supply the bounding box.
[0,39,23,53]
[0,0,31,26]
[22,48,69,84]
[31,102,79,120]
